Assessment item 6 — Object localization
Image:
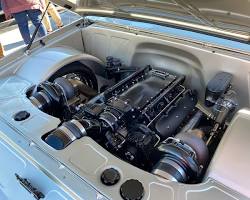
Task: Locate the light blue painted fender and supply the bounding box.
[16,46,105,85]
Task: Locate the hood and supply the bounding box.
[52,0,250,42]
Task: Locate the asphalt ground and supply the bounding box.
[0,10,81,55]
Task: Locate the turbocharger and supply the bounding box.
[152,129,209,183]
[29,77,97,116]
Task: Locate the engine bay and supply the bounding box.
[27,59,238,185]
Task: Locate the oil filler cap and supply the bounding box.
[14,111,30,121]
[120,179,144,200]
[101,168,120,186]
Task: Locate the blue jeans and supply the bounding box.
[13,9,47,44]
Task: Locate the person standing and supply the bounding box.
[0,42,5,58]
[0,2,5,58]
[43,0,63,33]
[1,0,47,44]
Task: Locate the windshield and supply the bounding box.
[78,0,250,34]
[52,0,250,41]
[72,0,250,41]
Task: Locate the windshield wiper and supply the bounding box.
[173,0,215,27]
[26,2,51,52]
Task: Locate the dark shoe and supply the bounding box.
[58,24,64,29]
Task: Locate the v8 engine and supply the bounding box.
[30,66,237,183]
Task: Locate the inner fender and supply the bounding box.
[16,47,105,85]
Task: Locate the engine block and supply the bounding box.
[42,66,235,183]
[76,67,197,145]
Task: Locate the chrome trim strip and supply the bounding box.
[130,13,250,42]
[76,8,114,15]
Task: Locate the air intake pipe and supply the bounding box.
[44,119,101,150]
